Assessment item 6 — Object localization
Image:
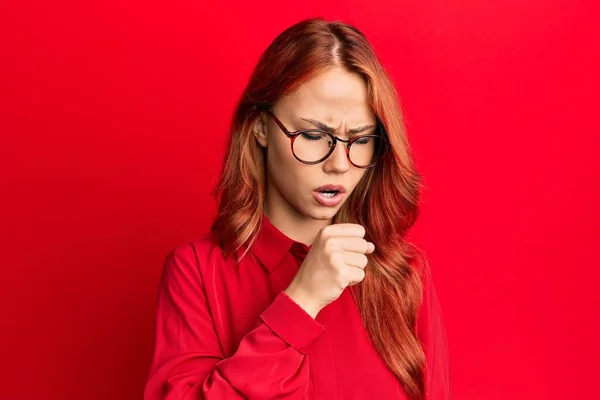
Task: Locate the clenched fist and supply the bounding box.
[284,223,375,318]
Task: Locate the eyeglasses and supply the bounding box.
[262,109,383,168]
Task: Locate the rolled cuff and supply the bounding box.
[259,291,325,354]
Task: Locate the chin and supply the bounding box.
[305,204,341,221]
[289,195,345,221]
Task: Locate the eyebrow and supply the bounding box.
[300,117,376,135]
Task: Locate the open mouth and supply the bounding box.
[318,190,339,198]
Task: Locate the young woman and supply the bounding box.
[144,18,452,400]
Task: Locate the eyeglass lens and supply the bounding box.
[293,131,380,167]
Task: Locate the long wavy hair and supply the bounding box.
[211,18,428,400]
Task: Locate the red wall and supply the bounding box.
[2,1,599,399]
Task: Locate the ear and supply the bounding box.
[252,113,268,148]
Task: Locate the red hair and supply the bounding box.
[211,18,428,400]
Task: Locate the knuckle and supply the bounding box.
[320,225,333,236]
[324,237,337,253]
[330,251,344,266]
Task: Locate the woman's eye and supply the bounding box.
[354,137,372,145]
[300,133,324,141]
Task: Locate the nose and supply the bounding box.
[323,140,350,173]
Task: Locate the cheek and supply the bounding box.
[266,139,304,186]
[267,136,294,169]
[267,147,323,200]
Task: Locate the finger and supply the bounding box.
[366,242,375,254]
[339,237,371,254]
[344,252,369,269]
[347,267,366,286]
[322,223,366,238]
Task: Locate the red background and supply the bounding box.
[2,1,599,399]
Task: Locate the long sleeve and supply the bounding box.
[143,242,325,400]
[416,256,453,399]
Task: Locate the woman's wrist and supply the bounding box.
[284,285,322,319]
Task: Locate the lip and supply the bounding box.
[313,191,345,207]
[313,184,346,207]
[315,184,347,193]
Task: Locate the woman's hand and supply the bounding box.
[284,223,375,318]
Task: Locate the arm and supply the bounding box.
[416,256,453,399]
[144,242,325,400]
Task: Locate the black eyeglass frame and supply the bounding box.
[261,108,383,169]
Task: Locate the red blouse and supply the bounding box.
[144,214,452,399]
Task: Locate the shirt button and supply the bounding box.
[290,242,309,260]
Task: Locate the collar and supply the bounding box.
[250,214,311,272]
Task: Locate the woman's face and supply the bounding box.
[253,66,377,222]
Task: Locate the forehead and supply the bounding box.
[278,67,374,122]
